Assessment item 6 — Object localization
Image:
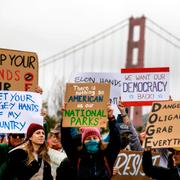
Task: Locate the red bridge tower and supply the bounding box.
[126,16,146,127]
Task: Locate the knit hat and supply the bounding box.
[81,127,101,143]
[26,123,44,139]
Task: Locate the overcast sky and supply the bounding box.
[0,0,180,61]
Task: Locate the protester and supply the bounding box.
[139,129,170,168]
[48,123,67,179]
[5,123,53,180]
[48,123,62,151]
[59,104,121,180]
[0,86,46,179]
[142,147,180,180]
[111,100,144,176]
[0,133,25,179]
[104,100,143,151]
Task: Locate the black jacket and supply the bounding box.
[5,148,53,180]
[142,150,180,180]
[60,118,121,180]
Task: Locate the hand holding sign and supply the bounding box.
[34,86,43,94]
[117,99,126,114]
[112,150,160,180]
[107,103,114,119]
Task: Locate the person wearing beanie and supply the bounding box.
[60,104,121,180]
[5,123,53,180]
[26,123,45,139]
[81,127,101,142]
[80,127,101,154]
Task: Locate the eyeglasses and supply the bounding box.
[11,134,25,139]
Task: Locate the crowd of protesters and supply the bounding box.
[0,87,180,180]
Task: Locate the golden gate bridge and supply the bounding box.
[39,16,180,126]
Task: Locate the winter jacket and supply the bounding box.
[116,114,143,151]
[60,117,121,180]
[142,150,180,180]
[56,157,77,180]
[0,143,14,179]
[4,148,53,180]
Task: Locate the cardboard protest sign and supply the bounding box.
[70,72,121,115]
[121,67,169,106]
[143,101,180,149]
[112,150,160,180]
[0,48,38,91]
[63,83,110,127]
[0,91,43,133]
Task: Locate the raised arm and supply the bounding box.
[117,100,143,151]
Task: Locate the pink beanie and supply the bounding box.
[81,127,101,142]
[26,123,44,139]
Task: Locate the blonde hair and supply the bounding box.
[20,140,51,165]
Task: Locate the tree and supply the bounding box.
[47,77,65,123]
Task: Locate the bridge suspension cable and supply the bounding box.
[146,17,180,49]
[146,26,180,50]
[40,18,129,67]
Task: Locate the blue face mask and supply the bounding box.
[84,140,100,154]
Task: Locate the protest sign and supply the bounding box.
[143,101,180,149]
[70,72,121,115]
[121,67,169,106]
[0,91,43,133]
[0,48,38,91]
[63,83,110,127]
[112,150,160,180]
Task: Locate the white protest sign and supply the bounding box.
[121,67,170,106]
[0,91,43,133]
[70,72,121,115]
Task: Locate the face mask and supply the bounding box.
[84,140,100,153]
